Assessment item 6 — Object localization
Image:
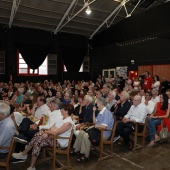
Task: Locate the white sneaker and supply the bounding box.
[113,135,120,143]
[14,137,28,144]
[12,152,27,160]
[27,167,36,170]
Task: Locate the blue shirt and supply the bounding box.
[15,94,24,104]
[96,107,114,138]
[62,99,71,104]
[0,117,16,153]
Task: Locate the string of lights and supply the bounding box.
[116,37,158,47]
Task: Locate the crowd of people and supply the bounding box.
[0,71,170,170]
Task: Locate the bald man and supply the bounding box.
[116,95,147,150]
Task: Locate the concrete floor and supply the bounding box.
[3,138,170,170]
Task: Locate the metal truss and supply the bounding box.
[9,0,21,28]
[54,0,96,34]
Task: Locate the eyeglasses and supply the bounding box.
[64,95,69,97]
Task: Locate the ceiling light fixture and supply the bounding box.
[85,6,92,15]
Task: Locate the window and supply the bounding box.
[18,53,48,75]
[64,64,83,72]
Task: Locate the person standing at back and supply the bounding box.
[143,71,152,91]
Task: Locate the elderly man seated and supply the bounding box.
[0,101,16,159]
[71,97,114,163]
[106,90,117,113]
[75,95,94,132]
[13,96,50,144]
[116,95,147,150]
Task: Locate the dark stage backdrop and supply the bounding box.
[0,26,88,83]
[90,2,170,81]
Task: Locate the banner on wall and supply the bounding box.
[116,66,128,78]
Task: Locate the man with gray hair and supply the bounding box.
[76,95,93,130]
[0,101,16,159]
[13,88,24,108]
[114,91,131,121]
[106,90,117,113]
[116,95,147,150]
[151,89,160,105]
[29,98,63,132]
[113,91,131,142]
[72,97,114,162]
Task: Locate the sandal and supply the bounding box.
[155,136,161,142]
[77,156,90,163]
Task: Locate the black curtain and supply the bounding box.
[56,33,88,72]
[18,43,50,71]
[61,46,86,72]
[13,26,52,72]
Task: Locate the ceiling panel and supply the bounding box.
[0,0,168,37]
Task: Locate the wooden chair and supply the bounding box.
[92,119,117,161]
[0,137,15,170]
[132,117,148,150]
[42,129,74,170]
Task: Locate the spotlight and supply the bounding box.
[86,6,92,15]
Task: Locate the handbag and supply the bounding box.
[87,127,101,146]
[159,127,168,139]
[159,119,168,139]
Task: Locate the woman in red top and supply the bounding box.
[147,93,169,146]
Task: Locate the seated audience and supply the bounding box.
[165,89,170,104]
[13,88,24,108]
[0,101,16,159]
[76,95,93,130]
[106,91,117,113]
[56,90,64,103]
[116,95,147,150]
[14,96,50,143]
[12,104,74,170]
[147,93,169,146]
[138,88,145,103]
[143,91,155,115]
[151,89,160,105]
[114,91,131,121]
[63,91,71,104]
[102,85,109,98]
[113,91,131,142]
[72,97,114,163]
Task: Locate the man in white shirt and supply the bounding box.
[14,96,50,144]
[116,95,147,149]
[30,98,63,131]
[151,89,160,105]
[143,91,155,115]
